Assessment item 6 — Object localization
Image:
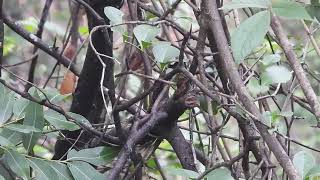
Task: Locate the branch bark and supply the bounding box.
[202,1,300,179]
[271,15,320,127]
[53,0,121,160]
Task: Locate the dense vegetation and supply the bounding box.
[0,0,320,179]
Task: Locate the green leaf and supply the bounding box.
[27,158,58,180]
[133,25,160,50]
[306,5,320,21]
[165,167,199,178]
[104,6,124,24]
[67,146,119,166]
[152,42,180,63]
[293,151,315,178]
[146,159,157,169]
[104,6,125,33]
[47,161,73,180]
[305,166,320,180]
[262,111,282,127]
[44,110,79,131]
[3,149,30,180]
[100,146,120,162]
[0,86,14,124]
[4,36,16,56]
[221,0,271,10]
[0,135,14,147]
[204,167,234,179]
[247,78,269,97]
[17,17,38,33]
[0,175,5,180]
[0,128,21,145]
[12,97,29,120]
[261,54,281,66]
[122,32,130,42]
[67,112,91,128]
[272,1,312,20]
[141,41,152,49]
[263,65,292,83]
[22,90,44,152]
[5,124,41,133]
[40,88,67,103]
[78,26,89,36]
[68,161,104,180]
[231,10,270,64]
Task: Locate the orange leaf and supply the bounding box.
[60,43,77,95]
[60,71,77,95]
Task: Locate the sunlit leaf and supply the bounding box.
[231,10,270,63]
[3,36,16,56]
[17,17,38,33]
[78,26,89,36]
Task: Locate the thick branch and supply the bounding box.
[202,0,300,179]
[108,112,168,179]
[271,15,320,126]
[164,124,197,171]
[53,0,120,159]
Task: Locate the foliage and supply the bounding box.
[1,0,320,179]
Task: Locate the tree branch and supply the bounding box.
[202,0,300,179]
